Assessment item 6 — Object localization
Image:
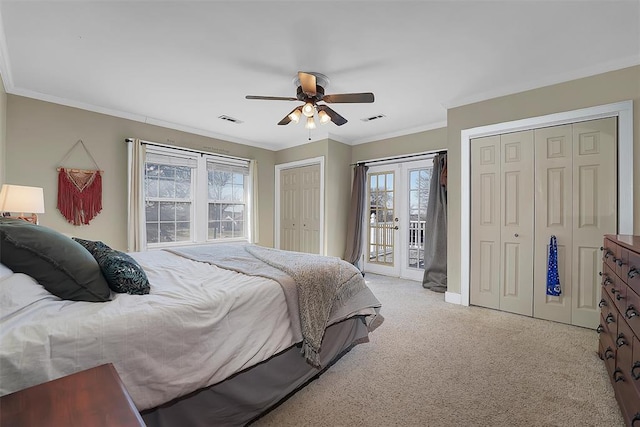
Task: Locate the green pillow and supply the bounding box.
[0,218,111,302]
[73,238,151,295]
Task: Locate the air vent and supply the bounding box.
[218,115,243,124]
[361,114,386,122]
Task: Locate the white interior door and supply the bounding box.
[399,160,432,281]
[365,164,400,276]
[364,160,432,280]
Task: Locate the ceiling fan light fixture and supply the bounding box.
[288,108,302,124]
[302,102,315,118]
[305,116,316,130]
[318,110,331,124]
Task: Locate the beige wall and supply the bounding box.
[351,126,448,163]
[0,77,6,186]
[275,138,353,257]
[446,65,640,296]
[5,95,276,251]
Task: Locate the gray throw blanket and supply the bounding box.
[165,244,366,367]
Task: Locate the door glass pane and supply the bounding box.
[368,171,395,266]
[407,167,432,269]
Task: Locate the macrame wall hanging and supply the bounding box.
[57,140,103,226]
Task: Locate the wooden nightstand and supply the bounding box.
[0,363,146,426]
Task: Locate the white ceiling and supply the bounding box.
[0,1,638,151]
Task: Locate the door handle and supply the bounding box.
[393,226,399,230]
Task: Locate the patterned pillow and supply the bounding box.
[72,238,151,295]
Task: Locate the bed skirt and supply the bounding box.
[141,316,370,427]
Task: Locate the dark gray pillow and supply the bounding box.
[0,218,111,302]
[72,238,151,295]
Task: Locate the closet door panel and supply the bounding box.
[499,131,534,316]
[534,125,573,324]
[280,168,300,252]
[470,136,501,309]
[572,117,617,328]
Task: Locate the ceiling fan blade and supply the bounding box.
[322,92,374,103]
[298,72,317,97]
[246,95,298,101]
[277,106,302,125]
[318,105,348,126]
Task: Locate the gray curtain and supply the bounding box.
[344,164,369,269]
[422,153,447,292]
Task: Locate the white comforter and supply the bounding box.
[0,250,297,410]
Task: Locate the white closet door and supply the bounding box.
[279,164,321,254]
[571,118,617,327]
[470,135,501,309]
[533,124,574,324]
[299,164,321,254]
[533,118,617,328]
[280,167,300,252]
[499,131,534,316]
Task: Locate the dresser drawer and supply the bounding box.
[628,251,640,296]
[600,330,616,377]
[625,287,640,338]
[603,239,620,276]
[600,290,618,341]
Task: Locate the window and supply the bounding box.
[207,160,249,240]
[142,145,251,248]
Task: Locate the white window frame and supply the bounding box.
[142,143,252,249]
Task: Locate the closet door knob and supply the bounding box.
[514,233,519,237]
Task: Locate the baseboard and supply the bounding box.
[444,291,461,305]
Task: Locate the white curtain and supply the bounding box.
[127,138,146,252]
[250,159,259,244]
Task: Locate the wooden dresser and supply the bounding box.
[0,363,146,427]
[599,235,640,425]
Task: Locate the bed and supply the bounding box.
[0,218,381,426]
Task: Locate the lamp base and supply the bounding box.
[6,214,38,224]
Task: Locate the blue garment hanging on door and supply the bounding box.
[546,235,561,296]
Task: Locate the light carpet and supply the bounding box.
[252,273,623,427]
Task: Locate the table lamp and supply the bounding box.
[0,184,45,224]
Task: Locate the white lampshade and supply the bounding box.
[0,184,45,214]
[305,116,317,130]
[302,102,315,118]
[288,108,302,124]
[318,110,331,124]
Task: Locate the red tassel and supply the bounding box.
[57,168,102,225]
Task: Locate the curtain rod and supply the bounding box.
[351,149,447,166]
[124,138,250,162]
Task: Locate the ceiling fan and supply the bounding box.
[245,71,374,128]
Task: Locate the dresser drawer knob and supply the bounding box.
[614,368,626,382]
[603,250,614,260]
[597,324,604,334]
[627,306,639,319]
[632,412,640,425]
[603,277,613,287]
[630,268,639,279]
[604,347,615,360]
[616,293,625,301]
[606,313,616,324]
[616,334,628,348]
[598,298,607,308]
[617,259,626,267]
[632,362,640,380]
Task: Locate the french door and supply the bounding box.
[364,160,432,281]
